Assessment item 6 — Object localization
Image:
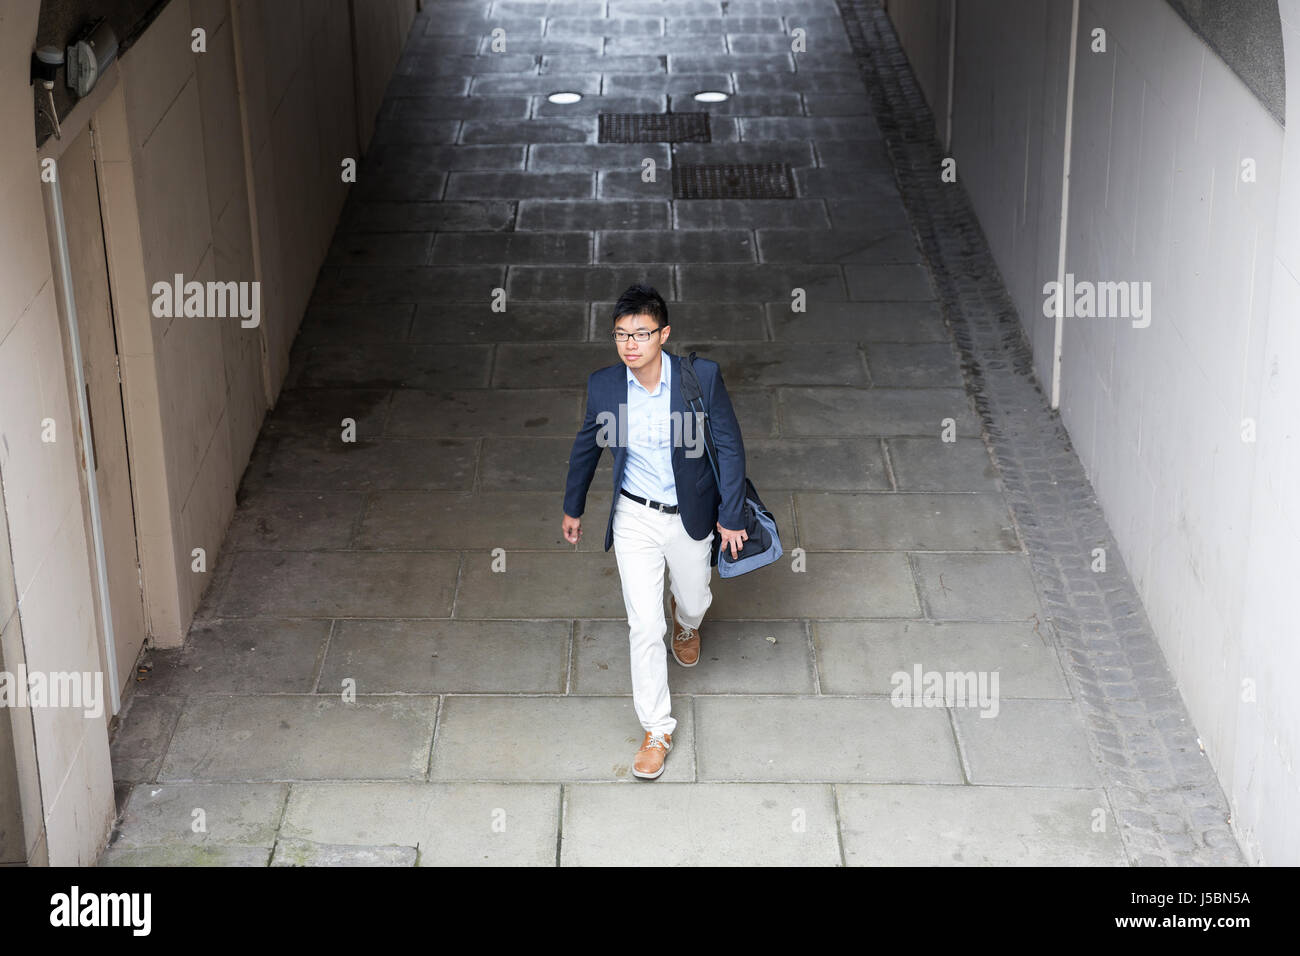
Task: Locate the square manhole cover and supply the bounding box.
[598,112,711,143]
[672,163,796,199]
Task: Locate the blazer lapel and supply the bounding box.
[668,349,685,471]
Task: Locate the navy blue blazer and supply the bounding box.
[563,349,747,553]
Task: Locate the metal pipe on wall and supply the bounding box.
[42,160,122,718]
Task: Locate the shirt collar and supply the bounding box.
[627,351,671,394]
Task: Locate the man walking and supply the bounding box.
[562,284,748,779]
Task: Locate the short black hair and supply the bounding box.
[611,284,669,330]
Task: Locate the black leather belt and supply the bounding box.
[620,488,679,513]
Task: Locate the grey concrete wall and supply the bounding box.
[887,0,1300,863]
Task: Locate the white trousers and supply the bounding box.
[612,492,714,736]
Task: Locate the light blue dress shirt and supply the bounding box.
[621,355,677,505]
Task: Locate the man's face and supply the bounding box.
[613,312,670,372]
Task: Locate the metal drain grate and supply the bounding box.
[672,163,796,199]
[598,112,711,143]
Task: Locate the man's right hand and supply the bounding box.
[562,513,582,544]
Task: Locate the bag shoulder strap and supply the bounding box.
[680,351,722,488]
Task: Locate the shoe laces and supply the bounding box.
[643,732,669,751]
[673,622,697,643]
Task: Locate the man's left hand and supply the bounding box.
[716,522,749,560]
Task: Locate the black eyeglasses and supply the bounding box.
[612,327,663,342]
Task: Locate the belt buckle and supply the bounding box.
[654,501,665,512]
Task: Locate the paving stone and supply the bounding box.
[389,94,530,120]
[310,266,506,304]
[863,342,965,387]
[527,142,671,169]
[669,53,794,72]
[677,264,846,301]
[707,551,917,617]
[736,437,888,490]
[415,53,542,73]
[597,169,675,199]
[109,696,185,784]
[597,302,769,342]
[385,74,472,96]
[110,783,287,849]
[673,198,829,229]
[340,200,516,232]
[670,141,817,166]
[354,148,517,201]
[605,34,725,54]
[842,261,935,299]
[222,491,367,551]
[542,53,667,72]
[734,70,866,93]
[295,304,417,345]
[326,231,436,266]
[814,139,893,170]
[596,229,755,262]
[885,438,1003,491]
[911,553,1042,621]
[666,17,783,36]
[158,696,439,781]
[561,783,840,864]
[793,168,900,203]
[742,115,877,140]
[507,265,675,300]
[730,33,853,55]
[215,551,461,618]
[516,199,670,229]
[837,784,1125,864]
[411,301,588,341]
[471,72,601,94]
[667,91,803,115]
[794,492,1018,551]
[445,170,595,198]
[767,300,944,342]
[460,118,595,144]
[600,72,734,95]
[137,619,331,695]
[384,388,582,437]
[546,15,664,34]
[319,619,570,693]
[242,434,477,494]
[480,434,616,494]
[814,620,1069,698]
[357,491,610,551]
[671,341,864,386]
[491,343,616,386]
[779,386,981,436]
[271,839,417,866]
[431,695,695,780]
[573,619,814,694]
[802,93,874,117]
[454,551,629,618]
[98,844,271,866]
[954,700,1102,787]
[431,231,592,263]
[757,227,919,264]
[373,119,461,145]
[696,697,961,781]
[476,35,605,54]
[279,782,560,865]
[297,344,491,390]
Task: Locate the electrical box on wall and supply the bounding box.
[65,18,118,99]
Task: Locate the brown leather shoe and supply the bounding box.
[632,730,672,779]
[668,595,701,667]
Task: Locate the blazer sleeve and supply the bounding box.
[705,361,747,530]
[563,370,604,518]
